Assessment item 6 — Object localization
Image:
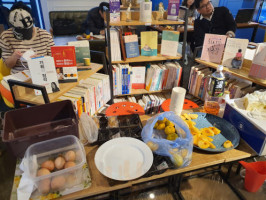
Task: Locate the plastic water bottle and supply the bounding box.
[218,90,230,117]
[204,65,225,115]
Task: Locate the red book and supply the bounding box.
[51,46,76,67]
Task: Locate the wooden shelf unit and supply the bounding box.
[195,58,266,87]
[12,63,103,105]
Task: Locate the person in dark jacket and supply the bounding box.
[0,5,10,29]
[82,2,109,35]
[192,0,236,49]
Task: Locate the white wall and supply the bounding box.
[40,0,108,31]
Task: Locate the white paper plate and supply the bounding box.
[95,137,153,181]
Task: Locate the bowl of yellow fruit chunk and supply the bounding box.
[181,112,240,152]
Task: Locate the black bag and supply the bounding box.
[53,19,78,35]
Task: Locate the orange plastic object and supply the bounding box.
[106,102,145,116]
[161,99,199,112]
[239,161,266,192]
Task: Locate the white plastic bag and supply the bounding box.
[79,113,98,144]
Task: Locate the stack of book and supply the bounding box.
[188,65,253,100]
[114,93,167,114]
[57,73,110,116]
[112,61,182,95]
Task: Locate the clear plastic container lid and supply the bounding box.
[24,135,86,181]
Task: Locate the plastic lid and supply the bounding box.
[217,65,223,72]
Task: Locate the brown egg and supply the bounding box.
[64,161,76,169]
[37,168,50,177]
[38,179,50,194]
[41,160,55,171]
[65,150,76,162]
[75,150,82,162]
[51,176,66,191]
[66,174,78,188]
[54,156,65,170]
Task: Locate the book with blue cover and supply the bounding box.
[124,35,139,58]
[141,31,158,56]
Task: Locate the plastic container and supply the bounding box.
[204,65,225,115]
[239,161,266,192]
[24,135,86,195]
[3,100,78,158]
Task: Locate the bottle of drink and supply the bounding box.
[204,65,225,115]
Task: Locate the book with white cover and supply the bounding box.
[222,38,249,69]
[131,66,146,89]
[249,43,266,80]
[110,29,122,61]
[2,70,31,90]
[161,31,179,57]
[91,73,111,104]
[27,56,60,95]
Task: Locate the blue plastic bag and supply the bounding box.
[141,111,193,168]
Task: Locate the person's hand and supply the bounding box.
[100,30,105,35]
[12,50,23,60]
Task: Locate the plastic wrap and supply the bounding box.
[79,113,99,144]
[141,111,193,168]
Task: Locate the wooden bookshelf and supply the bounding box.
[109,11,184,26]
[12,63,103,105]
[112,53,182,64]
[114,89,171,97]
[195,58,266,87]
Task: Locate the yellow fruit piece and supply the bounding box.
[171,153,183,167]
[193,135,199,146]
[210,127,221,135]
[187,120,196,128]
[199,135,211,142]
[223,140,233,148]
[165,126,176,135]
[165,120,175,127]
[183,113,191,121]
[86,35,90,39]
[188,114,198,119]
[198,139,210,149]
[154,122,159,129]
[201,128,215,137]
[190,126,201,135]
[157,123,165,130]
[167,133,178,141]
[209,143,216,149]
[207,137,214,142]
[146,141,159,151]
[181,149,188,158]
[180,116,186,121]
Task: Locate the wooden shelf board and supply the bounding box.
[110,19,184,26]
[13,63,103,105]
[112,53,182,64]
[114,89,171,97]
[195,59,266,87]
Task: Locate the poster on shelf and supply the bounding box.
[167,0,180,21]
[222,38,249,69]
[110,0,120,23]
[249,43,266,80]
[201,34,227,64]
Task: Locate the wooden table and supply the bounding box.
[12,63,103,105]
[57,115,256,200]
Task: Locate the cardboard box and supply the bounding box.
[223,99,266,155]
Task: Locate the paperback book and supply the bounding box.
[141,31,158,56]
[167,0,180,21]
[110,0,120,23]
[161,31,179,57]
[249,43,266,80]
[124,34,140,58]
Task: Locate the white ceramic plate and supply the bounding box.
[95,137,153,181]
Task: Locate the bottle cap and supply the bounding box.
[217,65,223,72]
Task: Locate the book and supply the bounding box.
[140,1,152,23]
[51,46,78,83]
[91,73,111,104]
[27,56,60,95]
[117,28,126,61]
[110,29,122,61]
[141,31,158,56]
[2,70,31,91]
[161,31,180,57]
[222,38,249,69]
[201,34,227,64]
[167,0,180,21]
[110,0,120,23]
[68,40,90,64]
[124,35,140,58]
[249,43,266,80]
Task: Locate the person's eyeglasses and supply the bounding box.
[199,1,212,10]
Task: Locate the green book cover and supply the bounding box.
[75,47,90,63]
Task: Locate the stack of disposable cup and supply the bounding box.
[169,87,186,116]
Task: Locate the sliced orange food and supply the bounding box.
[209,127,221,135]
[198,139,210,149]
